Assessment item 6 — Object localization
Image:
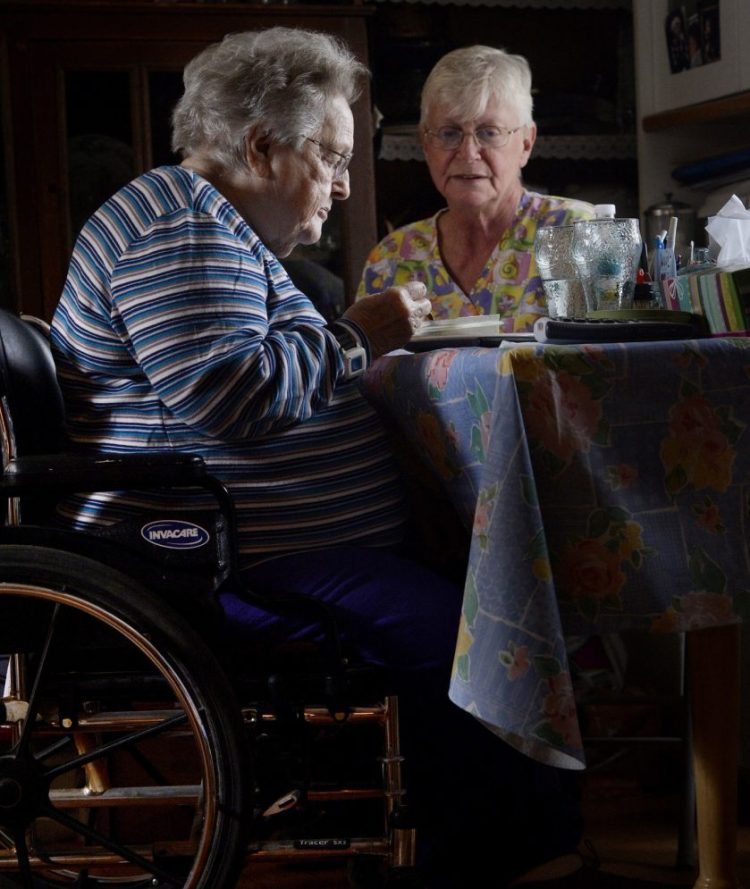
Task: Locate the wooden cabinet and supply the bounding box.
[0,1,377,319]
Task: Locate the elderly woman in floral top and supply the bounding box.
[358,45,594,331]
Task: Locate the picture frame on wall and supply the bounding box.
[667,0,722,72]
[640,0,741,116]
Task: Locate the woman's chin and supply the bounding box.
[297,227,325,249]
[446,184,492,204]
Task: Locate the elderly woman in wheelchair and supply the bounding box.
[0,27,585,889]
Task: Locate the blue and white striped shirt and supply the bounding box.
[51,165,407,565]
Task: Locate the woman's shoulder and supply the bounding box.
[522,190,595,223]
[357,213,442,299]
[73,168,188,253]
[108,166,200,220]
[134,166,235,215]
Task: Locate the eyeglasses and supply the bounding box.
[306,138,353,179]
[424,125,523,151]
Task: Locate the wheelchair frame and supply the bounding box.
[0,308,415,888]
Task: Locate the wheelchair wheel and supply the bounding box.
[0,545,250,889]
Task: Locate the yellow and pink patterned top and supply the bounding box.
[357,189,594,332]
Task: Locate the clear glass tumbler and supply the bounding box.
[570,218,642,314]
[533,224,587,318]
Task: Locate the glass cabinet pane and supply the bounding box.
[65,70,135,242]
[149,70,184,168]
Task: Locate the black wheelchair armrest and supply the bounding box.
[1,451,207,495]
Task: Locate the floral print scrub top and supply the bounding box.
[357,189,594,332]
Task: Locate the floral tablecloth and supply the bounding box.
[361,338,750,769]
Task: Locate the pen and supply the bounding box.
[649,236,663,281]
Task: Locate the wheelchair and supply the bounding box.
[0,308,416,888]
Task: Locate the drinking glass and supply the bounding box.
[533,224,586,318]
[570,218,642,313]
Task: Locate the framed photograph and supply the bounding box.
[637,0,743,116]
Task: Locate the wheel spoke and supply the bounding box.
[126,740,172,786]
[11,829,35,889]
[34,733,74,764]
[43,711,187,782]
[40,800,186,887]
[16,602,62,753]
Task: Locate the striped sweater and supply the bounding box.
[50,165,407,566]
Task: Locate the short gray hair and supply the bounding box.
[171,27,369,169]
[420,45,533,127]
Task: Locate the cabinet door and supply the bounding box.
[23,40,202,320]
[66,62,192,238]
[2,6,376,320]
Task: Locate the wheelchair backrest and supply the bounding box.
[0,307,236,605]
[0,308,66,459]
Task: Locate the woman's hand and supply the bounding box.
[341,282,431,358]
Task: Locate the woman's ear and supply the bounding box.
[518,122,537,169]
[244,126,274,176]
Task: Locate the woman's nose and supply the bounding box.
[332,170,350,200]
[455,132,482,160]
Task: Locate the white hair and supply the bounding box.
[171,27,368,170]
[420,45,534,127]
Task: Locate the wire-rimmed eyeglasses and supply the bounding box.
[423,125,523,151]
[306,138,353,179]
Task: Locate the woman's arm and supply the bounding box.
[109,211,345,441]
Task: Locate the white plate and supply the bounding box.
[410,315,501,338]
[407,332,534,352]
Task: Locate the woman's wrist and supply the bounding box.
[327,319,370,379]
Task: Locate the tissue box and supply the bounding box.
[673,266,750,335]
